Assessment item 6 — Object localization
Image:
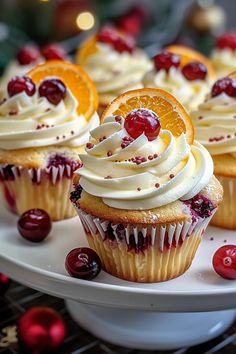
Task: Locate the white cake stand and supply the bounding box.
[0,206,236,350]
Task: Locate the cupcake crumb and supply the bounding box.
[104,175,112,179]
[210,237,214,241]
[137,187,141,191]
[169,174,175,179]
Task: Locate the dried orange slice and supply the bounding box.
[101,88,194,144]
[28,60,98,120]
[76,36,99,65]
[166,44,215,79]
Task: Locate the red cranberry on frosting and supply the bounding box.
[8,76,36,97]
[97,26,135,54]
[182,61,207,81]
[216,32,236,50]
[211,77,236,98]
[38,78,66,105]
[124,108,161,141]
[153,52,180,72]
[16,45,40,65]
[42,44,67,60]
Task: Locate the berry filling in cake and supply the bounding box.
[185,194,215,221]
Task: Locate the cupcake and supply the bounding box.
[77,26,152,111]
[143,46,215,112]
[71,88,222,282]
[0,44,68,94]
[212,32,236,78]
[191,74,236,229]
[0,60,99,221]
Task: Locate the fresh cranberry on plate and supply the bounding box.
[17,209,52,243]
[65,247,102,280]
[213,245,236,279]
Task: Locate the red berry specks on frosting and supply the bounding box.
[124,108,161,141]
[216,32,236,50]
[16,45,40,65]
[153,52,180,72]
[97,26,135,54]
[38,78,66,105]
[182,61,207,81]
[42,44,67,60]
[8,76,36,97]
[211,77,236,98]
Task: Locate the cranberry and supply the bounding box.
[124,108,161,141]
[65,247,101,280]
[211,77,236,98]
[0,274,11,294]
[154,52,180,72]
[213,245,236,279]
[16,45,40,65]
[38,79,66,105]
[185,194,214,219]
[216,32,236,50]
[17,209,52,243]
[8,76,36,97]
[97,26,135,53]
[182,61,207,81]
[113,36,135,54]
[97,26,119,44]
[42,44,67,60]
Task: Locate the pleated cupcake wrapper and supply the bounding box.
[0,164,76,221]
[211,175,236,229]
[75,206,215,252]
[0,164,74,185]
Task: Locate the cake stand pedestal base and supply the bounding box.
[66,300,236,350]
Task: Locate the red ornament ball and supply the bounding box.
[124,108,161,141]
[18,307,66,353]
[0,273,11,295]
[17,209,52,243]
[212,245,236,279]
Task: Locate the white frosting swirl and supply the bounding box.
[143,67,210,112]
[77,116,213,210]
[0,60,39,91]
[191,92,236,156]
[212,48,236,78]
[83,43,152,104]
[0,87,99,150]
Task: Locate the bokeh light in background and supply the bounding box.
[0,0,233,72]
[76,12,95,31]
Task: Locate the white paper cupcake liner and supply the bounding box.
[0,164,77,220]
[0,164,75,185]
[211,175,236,229]
[75,206,215,252]
[74,205,216,282]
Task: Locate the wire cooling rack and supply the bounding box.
[0,281,236,354]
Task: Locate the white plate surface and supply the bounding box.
[1,206,236,312]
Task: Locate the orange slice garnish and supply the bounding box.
[76,36,99,65]
[101,88,194,144]
[28,60,98,120]
[166,44,215,79]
